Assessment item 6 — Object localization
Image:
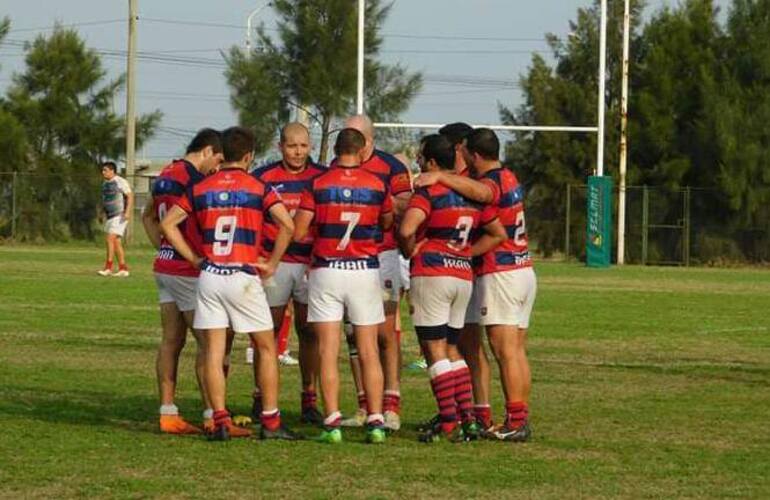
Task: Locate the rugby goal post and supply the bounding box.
[356,0,614,267]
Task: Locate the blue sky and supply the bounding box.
[1,0,731,161]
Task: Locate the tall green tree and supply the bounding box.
[224,0,422,163]
[502,0,646,257]
[5,26,161,240]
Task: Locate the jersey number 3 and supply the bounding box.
[213,215,237,256]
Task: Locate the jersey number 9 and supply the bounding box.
[213,215,237,256]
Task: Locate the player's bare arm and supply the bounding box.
[160,205,202,267]
[397,207,426,258]
[141,196,162,250]
[415,171,494,204]
[471,218,507,257]
[292,208,314,242]
[392,191,412,218]
[257,203,295,279]
[380,209,394,233]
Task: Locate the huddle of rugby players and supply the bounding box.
[142,116,536,444]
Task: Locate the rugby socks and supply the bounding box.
[213,409,232,429]
[366,413,384,428]
[428,359,457,434]
[383,390,401,414]
[159,404,178,416]
[324,411,342,429]
[357,391,367,412]
[275,308,291,356]
[505,401,529,429]
[103,260,113,271]
[301,390,318,411]
[474,404,493,429]
[261,409,281,431]
[118,263,128,271]
[451,360,474,424]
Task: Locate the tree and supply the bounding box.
[501,0,646,257]
[5,26,161,240]
[224,0,422,163]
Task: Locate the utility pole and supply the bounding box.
[617,0,631,264]
[356,0,365,114]
[125,0,137,239]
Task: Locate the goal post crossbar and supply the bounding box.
[373,123,598,133]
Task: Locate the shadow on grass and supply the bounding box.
[0,385,336,438]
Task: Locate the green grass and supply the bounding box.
[0,244,768,499]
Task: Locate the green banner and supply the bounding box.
[586,175,613,267]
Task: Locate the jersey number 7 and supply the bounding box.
[336,211,361,251]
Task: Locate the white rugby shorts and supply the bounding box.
[465,278,481,325]
[104,215,128,237]
[477,267,537,328]
[193,270,273,333]
[409,276,472,329]
[155,273,198,312]
[264,262,309,307]
[378,249,401,303]
[307,267,385,326]
[399,254,411,291]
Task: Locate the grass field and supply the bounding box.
[0,243,768,499]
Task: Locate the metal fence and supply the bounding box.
[0,172,151,243]
[1,172,767,264]
[565,185,770,265]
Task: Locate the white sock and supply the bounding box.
[366,413,384,425]
[428,359,452,379]
[324,411,342,426]
[159,404,178,416]
[451,359,468,371]
[202,408,213,420]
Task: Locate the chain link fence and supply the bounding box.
[0,172,151,244]
[1,172,767,264]
[564,185,770,265]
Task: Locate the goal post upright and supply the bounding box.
[356,1,611,265]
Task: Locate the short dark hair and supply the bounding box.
[101,161,117,172]
[420,134,455,171]
[221,126,255,162]
[466,128,500,160]
[438,122,474,146]
[186,128,222,155]
[334,128,366,156]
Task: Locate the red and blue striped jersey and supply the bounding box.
[408,184,496,281]
[475,167,532,275]
[252,160,326,264]
[152,159,205,277]
[360,150,411,253]
[299,166,392,269]
[176,168,281,268]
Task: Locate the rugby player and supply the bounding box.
[342,115,412,431]
[98,161,134,277]
[250,122,325,425]
[438,122,495,430]
[399,135,506,442]
[161,126,300,441]
[141,128,223,434]
[450,128,537,442]
[294,128,393,444]
[414,123,497,431]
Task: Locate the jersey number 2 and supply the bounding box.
[213,215,237,256]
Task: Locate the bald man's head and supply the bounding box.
[344,114,375,159]
[279,122,311,171]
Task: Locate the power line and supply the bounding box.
[7,19,125,33]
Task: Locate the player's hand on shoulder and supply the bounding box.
[413,171,441,188]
